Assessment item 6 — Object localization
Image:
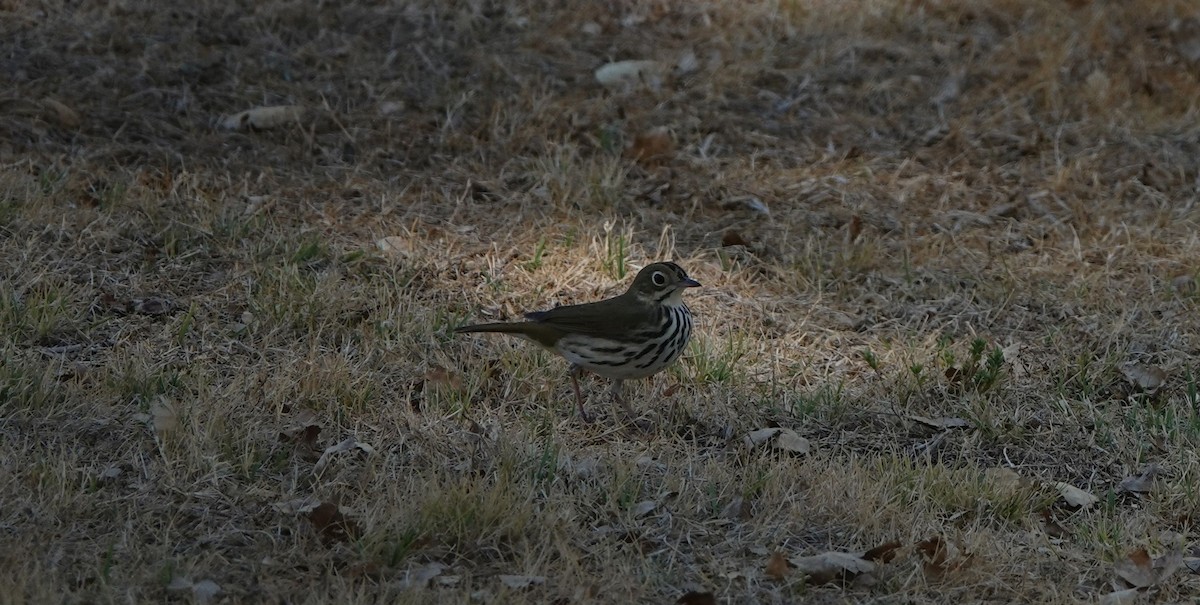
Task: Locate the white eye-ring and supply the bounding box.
[652,271,667,287]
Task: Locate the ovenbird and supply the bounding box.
[456,262,700,421]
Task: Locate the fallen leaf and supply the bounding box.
[676,592,716,605]
[1097,588,1140,605]
[1119,464,1160,494]
[425,365,463,390]
[1152,548,1185,583]
[594,60,662,89]
[166,577,221,605]
[631,500,658,518]
[401,562,446,588]
[498,574,546,589]
[1172,274,1196,295]
[1040,510,1070,539]
[744,427,809,454]
[345,562,382,579]
[917,536,972,578]
[41,97,81,128]
[627,127,674,164]
[379,100,406,115]
[1054,482,1098,508]
[910,415,971,429]
[279,414,322,450]
[744,427,783,447]
[1114,548,1155,588]
[675,49,699,74]
[984,467,1024,495]
[167,576,192,592]
[377,235,413,257]
[220,105,306,130]
[313,436,375,474]
[721,230,750,247]
[789,551,877,585]
[720,496,750,520]
[774,430,811,454]
[765,551,790,580]
[1121,363,1167,392]
[191,580,221,605]
[150,396,179,437]
[307,502,360,544]
[862,541,902,564]
[726,195,769,215]
[847,215,863,242]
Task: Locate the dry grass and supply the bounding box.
[3,0,1200,602]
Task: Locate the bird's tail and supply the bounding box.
[454,322,531,335]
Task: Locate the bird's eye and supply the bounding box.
[651,271,667,287]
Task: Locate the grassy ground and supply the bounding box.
[3,0,1200,602]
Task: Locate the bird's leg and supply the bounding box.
[610,379,635,418]
[570,365,593,423]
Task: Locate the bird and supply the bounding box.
[456,262,700,422]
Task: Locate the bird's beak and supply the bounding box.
[681,278,701,288]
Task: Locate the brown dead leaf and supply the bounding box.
[1040,510,1070,539]
[722,229,750,247]
[918,536,950,576]
[628,127,674,164]
[344,562,382,580]
[1109,545,1184,590]
[41,97,81,128]
[917,536,972,578]
[847,215,863,242]
[765,551,790,580]
[789,551,877,585]
[676,592,716,605]
[307,502,360,544]
[1114,548,1155,588]
[279,423,321,449]
[425,365,463,390]
[862,541,902,564]
[1119,464,1160,494]
[377,235,413,257]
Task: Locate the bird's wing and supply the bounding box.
[524,296,654,340]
